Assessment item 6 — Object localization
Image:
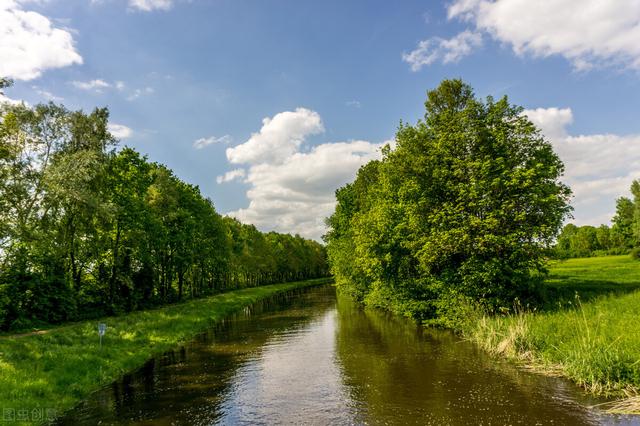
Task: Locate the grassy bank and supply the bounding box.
[466,255,640,413]
[0,278,330,424]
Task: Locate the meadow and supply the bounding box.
[467,255,640,413]
[0,278,330,424]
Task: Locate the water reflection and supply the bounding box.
[334,294,634,425]
[57,285,638,425]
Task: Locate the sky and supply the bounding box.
[2,0,640,240]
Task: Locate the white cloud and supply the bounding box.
[448,0,640,71]
[0,1,83,80]
[193,135,232,149]
[345,100,361,108]
[226,108,324,165]
[523,107,640,226]
[403,30,482,71]
[72,79,111,92]
[129,0,173,11]
[522,107,573,139]
[216,169,245,184]
[223,108,387,240]
[228,140,386,240]
[108,123,133,139]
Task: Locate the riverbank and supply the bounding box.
[465,256,640,414]
[0,278,331,424]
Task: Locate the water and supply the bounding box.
[58,285,639,425]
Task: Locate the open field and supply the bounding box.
[543,255,640,306]
[0,278,330,424]
[467,255,640,413]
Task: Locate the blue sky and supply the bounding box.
[2,0,640,239]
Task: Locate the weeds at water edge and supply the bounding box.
[466,291,640,415]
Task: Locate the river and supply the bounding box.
[58,284,639,425]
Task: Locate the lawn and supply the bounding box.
[0,278,330,425]
[543,255,640,305]
[467,255,640,413]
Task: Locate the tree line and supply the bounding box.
[324,80,571,326]
[0,95,328,330]
[554,180,640,258]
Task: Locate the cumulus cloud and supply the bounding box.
[193,135,232,149]
[129,0,173,11]
[522,107,573,139]
[216,169,245,184]
[108,123,133,139]
[0,0,82,80]
[403,30,482,71]
[447,0,640,71]
[226,108,324,165]
[523,107,640,226]
[223,109,387,240]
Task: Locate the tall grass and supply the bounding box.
[466,255,640,414]
[0,278,330,425]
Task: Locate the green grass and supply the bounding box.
[466,255,640,413]
[543,255,640,306]
[0,278,330,425]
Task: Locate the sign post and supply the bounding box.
[98,323,107,349]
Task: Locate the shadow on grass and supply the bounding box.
[541,278,640,310]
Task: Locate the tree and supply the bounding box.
[596,225,612,251]
[0,78,12,94]
[0,98,328,330]
[324,160,381,301]
[326,79,572,322]
[631,180,640,246]
[612,196,635,249]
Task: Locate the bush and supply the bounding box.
[631,247,640,261]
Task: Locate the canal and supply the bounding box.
[59,285,638,425]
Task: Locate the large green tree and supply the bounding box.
[326,80,572,323]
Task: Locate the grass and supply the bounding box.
[0,278,331,425]
[466,255,640,414]
[542,255,640,306]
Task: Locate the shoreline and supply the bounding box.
[0,278,331,425]
[464,302,640,415]
[461,257,640,415]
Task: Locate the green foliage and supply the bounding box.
[555,224,615,258]
[0,101,329,330]
[555,179,640,259]
[630,247,640,260]
[325,79,571,322]
[613,191,637,248]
